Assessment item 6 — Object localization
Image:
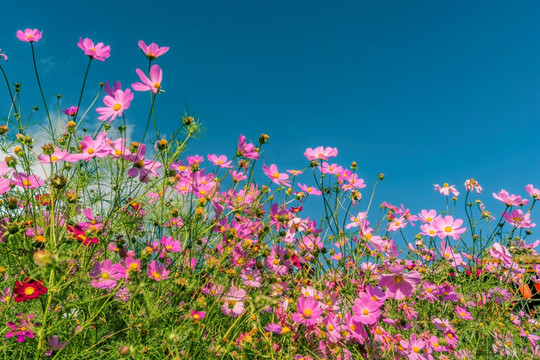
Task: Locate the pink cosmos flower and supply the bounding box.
[132,64,163,93]
[6,313,37,343]
[138,40,169,60]
[230,170,247,182]
[96,82,134,123]
[434,183,459,196]
[526,184,540,199]
[38,148,68,164]
[292,296,323,326]
[464,178,482,194]
[65,132,112,162]
[89,260,126,289]
[298,183,322,195]
[11,173,44,189]
[262,164,290,186]
[207,154,233,168]
[160,236,182,254]
[237,134,259,159]
[352,292,382,325]
[127,144,163,183]
[418,209,437,223]
[399,333,426,360]
[387,216,407,232]
[62,106,78,116]
[125,257,141,275]
[147,260,170,281]
[287,169,304,176]
[240,268,262,288]
[222,286,246,317]
[431,215,466,240]
[304,146,338,161]
[502,209,536,229]
[493,189,529,206]
[16,29,42,43]
[320,162,343,175]
[489,242,513,266]
[378,265,422,300]
[77,37,111,61]
[454,306,473,320]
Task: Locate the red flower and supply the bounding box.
[14,278,48,303]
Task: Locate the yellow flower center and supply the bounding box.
[328,325,334,331]
[151,272,161,280]
[154,82,161,89]
[87,148,94,154]
[362,309,369,315]
[24,287,35,296]
[22,179,31,187]
[413,346,420,353]
[101,272,109,279]
[444,226,453,233]
[394,275,404,284]
[113,103,122,111]
[50,155,58,162]
[303,309,312,317]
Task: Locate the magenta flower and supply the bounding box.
[304,146,338,161]
[38,148,68,164]
[431,215,466,240]
[502,208,536,229]
[6,313,37,342]
[262,164,290,186]
[378,265,422,300]
[16,29,42,43]
[292,296,323,326]
[298,183,322,196]
[132,64,163,93]
[89,260,126,289]
[62,106,78,116]
[455,306,473,320]
[147,260,169,281]
[138,40,169,60]
[125,257,141,275]
[352,292,381,325]
[207,154,233,168]
[237,134,259,159]
[65,132,112,162]
[240,268,262,288]
[399,333,426,360]
[190,310,206,320]
[160,236,182,254]
[77,37,111,61]
[95,83,134,123]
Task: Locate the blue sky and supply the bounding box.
[2,1,540,239]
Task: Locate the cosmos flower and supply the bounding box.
[77,37,111,61]
[138,40,169,60]
[16,29,42,43]
[132,64,163,93]
[378,265,422,300]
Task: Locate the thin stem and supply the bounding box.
[30,42,53,136]
[73,58,93,123]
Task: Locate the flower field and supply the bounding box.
[0,29,539,359]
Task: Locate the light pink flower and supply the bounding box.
[431,215,466,240]
[378,265,422,300]
[526,184,540,200]
[221,286,246,317]
[262,164,290,186]
[77,37,111,61]
[464,178,482,194]
[399,333,426,360]
[11,173,44,189]
[455,306,473,320]
[434,183,459,196]
[304,146,338,161]
[320,162,343,175]
[132,64,163,93]
[418,209,437,223]
[38,148,68,164]
[16,29,42,43]
[493,189,529,206]
[138,40,169,60]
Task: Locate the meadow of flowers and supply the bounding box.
[0,28,539,359]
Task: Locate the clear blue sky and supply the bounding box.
[2,0,540,235]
